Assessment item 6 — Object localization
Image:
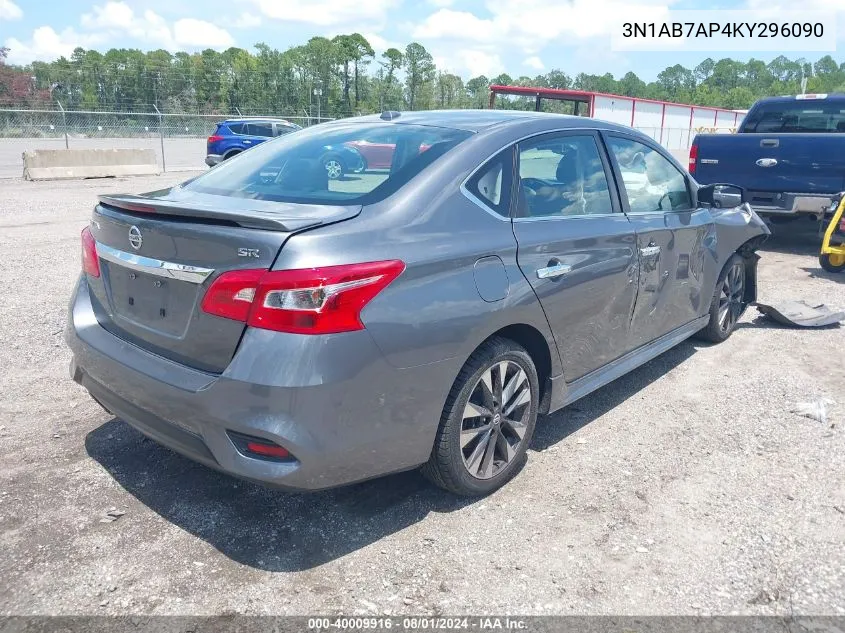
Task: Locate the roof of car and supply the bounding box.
[751,94,845,105]
[332,109,646,134]
[222,117,300,126]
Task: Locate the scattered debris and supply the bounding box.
[576,438,587,445]
[756,300,845,328]
[635,546,649,553]
[748,589,780,605]
[790,399,835,424]
[99,508,126,523]
[360,598,378,612]
[834,506,844,515]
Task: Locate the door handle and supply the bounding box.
[537,263,572,279]
[639,246,661,257]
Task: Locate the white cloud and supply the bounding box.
[173,19,234,47]
[234,13,262,29]
[80,1,134,28]
[249,0,399,28]
[523,55,544,70]
[433,48,504,77]
[428,0,454,6]
[4,26,103,64]
[79,1,234,50]
[413,0,675,55]
[360,32,402,54]
[0,0,23,20]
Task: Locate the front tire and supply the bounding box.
[697,254,746,344]
[322,156,344,180]
[422,337,539,496]
[819,253,845,273]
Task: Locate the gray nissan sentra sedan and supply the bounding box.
[66,110,769,496]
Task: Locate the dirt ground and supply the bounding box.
[0,174,843,616]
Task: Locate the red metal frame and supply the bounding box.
[488,84,734,114]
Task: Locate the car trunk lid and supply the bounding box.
[86,188,361,373]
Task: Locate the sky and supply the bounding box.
[0,0,842,81]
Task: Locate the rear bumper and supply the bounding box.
[66,276,458,491]
[205,154,223,167]
[748,192,836,217]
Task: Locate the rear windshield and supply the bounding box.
[185,122,473,204]
[741,100,845,133]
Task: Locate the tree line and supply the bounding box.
[1,38,844,116]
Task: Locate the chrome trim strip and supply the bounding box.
[95,242,215,284]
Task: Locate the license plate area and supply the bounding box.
[105,263,195,337]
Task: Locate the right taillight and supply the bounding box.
[81,226,100,278]
[201,260,405,335]
[688,143,698,175]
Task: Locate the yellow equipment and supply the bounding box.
[820,193,845,273]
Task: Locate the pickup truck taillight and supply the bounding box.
[201,260,406,334]
[688,143,698,175]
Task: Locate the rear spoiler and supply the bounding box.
[97,194,353,232]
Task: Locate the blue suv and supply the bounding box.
[206,117,364,179]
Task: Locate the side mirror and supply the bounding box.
[698,183,747,208]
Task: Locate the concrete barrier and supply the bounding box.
[22,148,160,180]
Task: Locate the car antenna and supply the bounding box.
[380,111,401,121]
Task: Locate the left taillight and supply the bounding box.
[81,226,100,278]
[201,260,405,335]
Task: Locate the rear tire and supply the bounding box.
[697,254,746,344]
[422,337,539,496]
[819,253,845,273]
[223,150,241,160]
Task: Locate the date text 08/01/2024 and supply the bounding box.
[307,617,528,630]
[621,22,824,38]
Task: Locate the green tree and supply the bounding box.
[403,42,435,110]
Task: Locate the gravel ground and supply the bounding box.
[0,174,843,616]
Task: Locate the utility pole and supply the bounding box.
[313,80,323,123]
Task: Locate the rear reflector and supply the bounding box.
[688,143,698,175]
[81,226,100,278]
[245,442,290,459]
[201,260,405,335]
[227,431,292,462]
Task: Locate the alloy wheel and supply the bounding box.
[460,360,532,480]
[718,262,744,332]
[324,159,342,179]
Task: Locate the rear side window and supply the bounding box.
[742,101,845,133]
[184,123,473,205]
[516,134,615,218]
[606,136,691,213]
[225,122,243,134]
[465,150,512,217]
[246,122,274,137]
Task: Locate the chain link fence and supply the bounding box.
[0,107,335,178]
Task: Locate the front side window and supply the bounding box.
[184,122,473,205]
[606,136,691,213]
[516,134,614,218]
